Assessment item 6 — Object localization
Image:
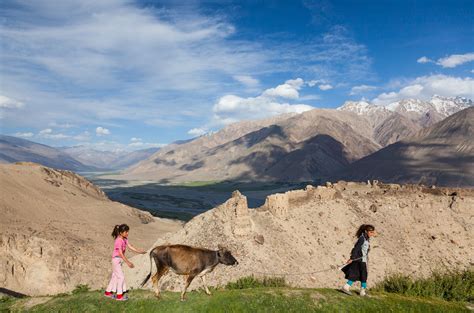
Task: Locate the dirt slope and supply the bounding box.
[126,182,473,292]
[0,163,182,295]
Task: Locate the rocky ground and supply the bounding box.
[126,181,473,292]
[0,163,183,296]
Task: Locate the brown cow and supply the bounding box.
[141,244,238,301]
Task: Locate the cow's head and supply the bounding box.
[217,245,238,266]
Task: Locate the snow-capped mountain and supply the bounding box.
[429,95,473,117]
[338,95,473,118]
[337,95,473,146]
[386,98,431,114]
[337,100,391,115]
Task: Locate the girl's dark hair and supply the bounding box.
[355,224,375,237]
[112,224,129,239]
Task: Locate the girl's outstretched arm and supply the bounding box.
[127,242,146,254]
[118,250,134,268]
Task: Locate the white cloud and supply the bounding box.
[0,0,266,129]
[233,75,259,87]
[128,141,165,148]
[306,79,332,90]
[48,121,75,128]
[307,80,320,87]
[73,131,91,141]
[187,128,207,137]
[14,132,34,138]
[437,53,474,68]
[299,94,321,101]
[212,78,313,125]
[417,56,432,64]
[131,137,142,142]
[318,84,333,91]
[96,126,111,136]
[0,4,373,144]
[418,53,474,68]
[39,128,53,135]
[0,95,23,109]
[37,128,70,139]
[263,78,304,99]
[373,75,474,105]
[349,85,377,95]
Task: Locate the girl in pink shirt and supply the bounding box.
[104,224,146,301]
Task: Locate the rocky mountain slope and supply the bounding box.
[0,163,182,295]
[112,96,471,184]
[339,107,474,187]
[338,95,473,146]
[125,182,474,291]
[0,135,95,172]
[118,109,380,182]
[61,146,160,170]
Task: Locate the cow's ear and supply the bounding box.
[217,244,224,251]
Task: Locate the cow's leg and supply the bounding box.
[181,275,196,301]
[200,275,212,295]
[152,262,168,299]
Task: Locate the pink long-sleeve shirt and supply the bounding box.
[112,237,128,258]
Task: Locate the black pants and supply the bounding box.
[341,261,368,282]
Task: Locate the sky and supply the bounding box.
[0,0,473,151]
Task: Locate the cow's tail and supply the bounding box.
[140,250,154,287]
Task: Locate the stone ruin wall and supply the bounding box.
[258,180,473,220]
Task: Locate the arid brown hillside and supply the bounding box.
[117,109,380,182]
[340,107,474,187]
[126,181,474,291]
[0,135,94,171]
[0,163,182,296]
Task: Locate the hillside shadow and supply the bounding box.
[205,125,288,158]
[230,134,350,182]
[334,141,474,187]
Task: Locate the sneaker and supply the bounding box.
[340,284,352,295]
[104,291,114,298]
[360,289,367,297]
[115,294,128,301]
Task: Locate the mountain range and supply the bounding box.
[0,135,160,171]
[339,107,474,187]
[59,145,160,170]
[0,135,96,172]
[2,95,472,186]
[114,95,472,186]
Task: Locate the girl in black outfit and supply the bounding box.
[341,224,376,296]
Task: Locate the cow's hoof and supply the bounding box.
[180,298,186,302]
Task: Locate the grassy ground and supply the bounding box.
[1,288,470,313]
[374,269,474,303]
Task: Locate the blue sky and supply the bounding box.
[1,0,473,150]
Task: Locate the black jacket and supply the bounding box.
[350,233,369,260]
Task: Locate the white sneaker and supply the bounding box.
[341,284,352,295]
[360,289,367,297]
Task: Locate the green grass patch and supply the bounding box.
[71,284,90,295]
[1,288,470,313]
[373,268,474,302]
[226,276,287,289]
[177,181,222,187]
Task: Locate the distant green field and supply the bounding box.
[177,180,222,187]
[2,288,470,313]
